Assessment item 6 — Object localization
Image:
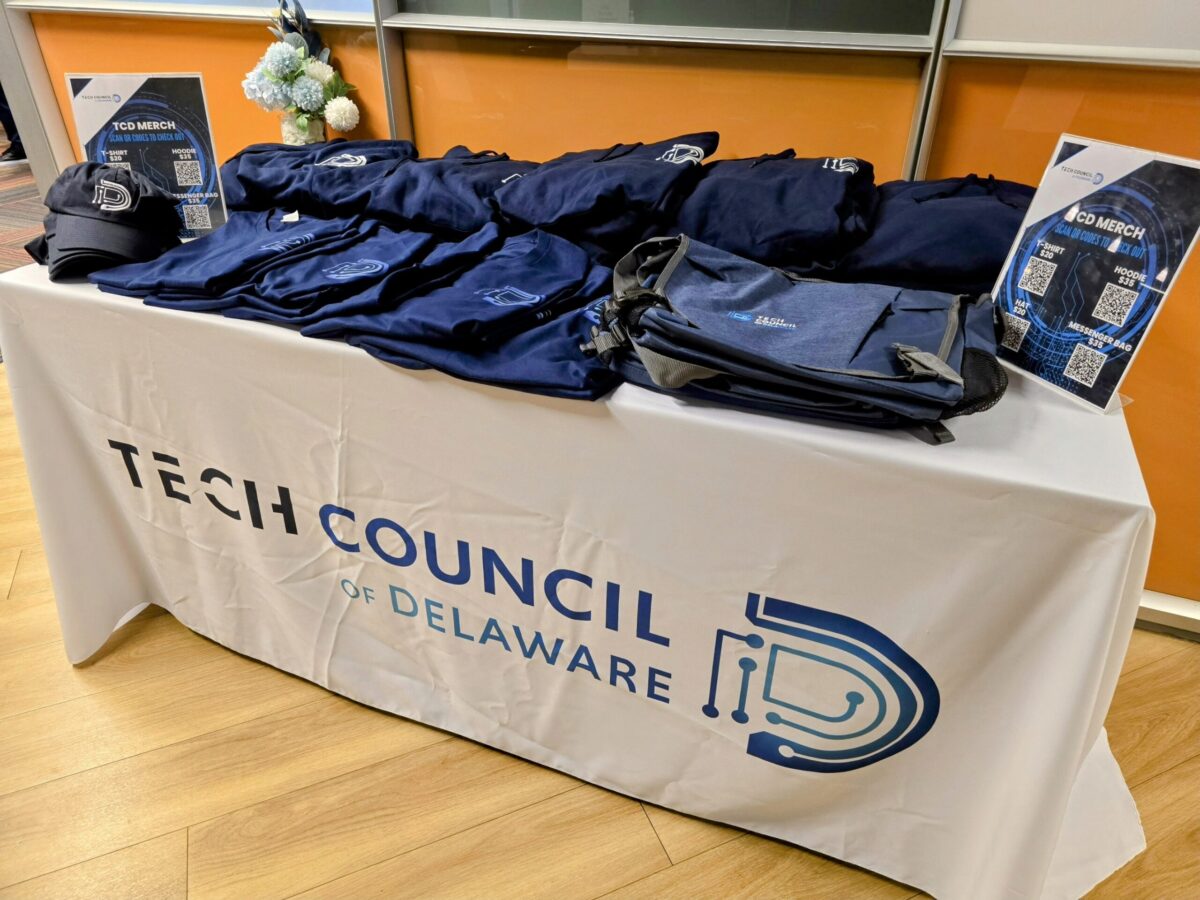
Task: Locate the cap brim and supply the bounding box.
[46,247,130,281]
[51,212,169,261]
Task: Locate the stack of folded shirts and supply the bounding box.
[305,229,618,400]
[669,151,878,270]
[493,132,719,262]
[830,174,1034,294]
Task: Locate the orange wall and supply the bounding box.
[30,13,389,164]
[928,58,1200,598]
[403,33,922,178]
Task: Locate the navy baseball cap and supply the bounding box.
[32,162,181,279]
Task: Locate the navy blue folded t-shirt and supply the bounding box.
[670,151,877,268]
[303,229,595,348]
[347,272,618,400]
[493,132,719,261]
[223,222,506,328]
[218,221,441,317]
[221,139,417,215]
[364,146,539,235]
[90,209,366,299]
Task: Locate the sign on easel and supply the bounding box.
[993,134,1200,411]
[67,73,226,239]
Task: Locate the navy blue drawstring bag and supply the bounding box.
[584,236,1007,441]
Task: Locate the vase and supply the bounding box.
[280,111,325,146]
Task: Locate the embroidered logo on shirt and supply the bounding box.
[656,144,706,165]
[478,286,545,307]
[822,157,860,175]
[323,259,388,280]
[258,234,314,253]
[315,153,368,168]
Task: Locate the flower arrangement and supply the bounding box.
[242,0,360,144]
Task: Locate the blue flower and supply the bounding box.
[242,65,289,111]
[289,75,326,113]
[261,41,302,79]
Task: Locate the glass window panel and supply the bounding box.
[954,0,1200,53]
[398,1,936,37]
[146,0,373,14]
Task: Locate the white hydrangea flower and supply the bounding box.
[289,75,325,112]
[304,59,336,86]
[324,96,360,133]
[242,65,289,111]
[261,42,302,79]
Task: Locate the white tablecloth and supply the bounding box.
[0,264,1152,898]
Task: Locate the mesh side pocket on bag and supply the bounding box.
[946,348,1008,418]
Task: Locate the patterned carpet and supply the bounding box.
[0,142,42,273]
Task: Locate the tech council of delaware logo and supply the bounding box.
[324,259,388,281]
[727,311,797,330]
[103,434,940,775]
[478,285,544,307]
[822,157,860,175]
[1061,164,1104,186]
[657,143,706,165]
[258,233,315,253]
[92,179,131,212]
[704,593,940,772]
[79,92,122,104]
[316,153,368,168]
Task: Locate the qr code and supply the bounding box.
[1001,313,1030,352]
[1092,281,1138,327]
[173,160,202,187]
[1064,343,1107,388]
[105,161,131,171]
[182,204,212,231]
[1017,256,1058,297]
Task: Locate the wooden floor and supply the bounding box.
[0,179,1198,900]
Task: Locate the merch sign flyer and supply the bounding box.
[68,73,227,239]
[993,134,1200,411]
